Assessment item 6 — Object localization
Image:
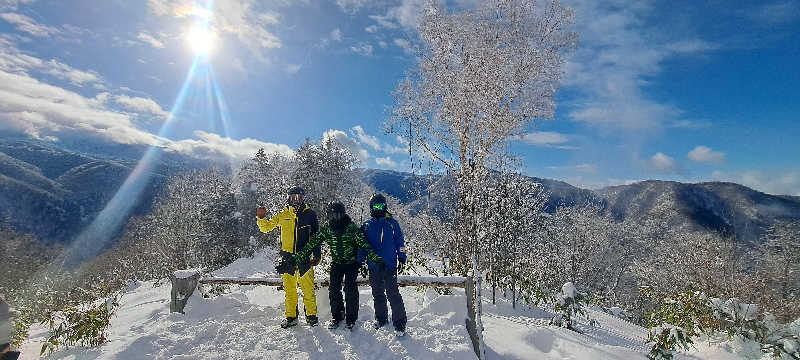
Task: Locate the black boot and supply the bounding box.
[327,319,340,329]
[307,315,319,327]
[280,317,298,329]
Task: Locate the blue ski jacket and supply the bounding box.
[358,214,406,271]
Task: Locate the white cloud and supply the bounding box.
[393,38,413,54]
[0,70,162,144]
[0,0,36,11]
[350,43,373,56]
[518,131,577,149]
[371,0,425,30]
[547,163,598,174]
[378,41,388,48]
[0,12,58,37]
[375,156,398,168]
[349,125,406,155]
[285,63,302,75]
[563,0,716,130]
[365,25,378,33]
[113,94,168,118]
[323,129,369,164]
[712,170,800,196]
[149,0,282,62]
[331,28,342,41]
[650,152,677,173]
[169,131,293,163]
[350,125,380,150]
[137,32,165,48]
[688,146,725,164]
[336,0,368,14]
[0,40,102,87]
[750,1,799,25]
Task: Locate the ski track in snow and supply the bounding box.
[18,250,742,359]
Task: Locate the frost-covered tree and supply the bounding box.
[388,2,575,355]
[292,136,360,222]
[756,220,800,320]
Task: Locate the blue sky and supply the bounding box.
[0,0,798,195]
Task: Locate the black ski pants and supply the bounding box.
[368,264,407,330]
[329,262,359,325]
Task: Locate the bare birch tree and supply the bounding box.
[388,1,576,356]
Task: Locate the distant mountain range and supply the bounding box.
[2,135,798,247]
[0,136,205,243]
[360,169,800,246]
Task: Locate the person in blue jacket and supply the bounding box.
[358,193,407,336]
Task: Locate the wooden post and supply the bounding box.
[170,270,200,314]
[464,276,481,359]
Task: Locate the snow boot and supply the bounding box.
[395,326,406,337]
[280,317,298,329]
[345,322,355,331]
[373,320,387,329]
[327,319,340,330]
[307,315,319,327]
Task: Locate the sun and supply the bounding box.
[186,24,216,56]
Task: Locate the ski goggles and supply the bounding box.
[288,194,304,204]
[371,203,386,211]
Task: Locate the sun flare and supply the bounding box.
[186,25,216,56]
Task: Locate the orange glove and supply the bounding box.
[310,257,320,266]
[256,206,267,219]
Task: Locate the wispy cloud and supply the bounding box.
[336,0,368,14]
[370,0,425,30]
[148,0,282,62]
[365,25,378,33]
[375,156,398,168]
[285,63,302,75]
[749,1,799,25]
[563,0,716,130]
[350,43,373,56]
[547,163,598,174]
[170,131,293,163]
[323,129,369,164]
[350,125,406,155]
[112,94,169,118]
[0,12,58,37]
[688,146,725,164]
[517,131,578,150]
[712,170,800,196]
[137,31,165,48]
[330,28,342,41]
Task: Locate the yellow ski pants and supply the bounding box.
[282,268,317,318]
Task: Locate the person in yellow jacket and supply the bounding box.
[256,186,320,328]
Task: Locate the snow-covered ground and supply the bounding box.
[19,250,743,359]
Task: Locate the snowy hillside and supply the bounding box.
[19,250,742,360]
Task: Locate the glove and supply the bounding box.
[310,256,320,266]
[256,206,267,219]
[359,263,368,278]
[397,259,406,274]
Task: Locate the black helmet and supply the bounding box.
[326,201,346,215]
[287,186,305,207]
[369,193,387,217]
[326,201,346,223]
[288,186,305,196]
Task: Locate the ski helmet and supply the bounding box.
[287,186,305,207]
[369,193,387,217]
[326,201,346,222]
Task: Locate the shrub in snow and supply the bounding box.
[40,295,120,356]
[550,282,592,331]
[644,289,715,360]
[645,288,800,360]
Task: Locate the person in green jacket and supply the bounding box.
[294,201,382,330]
